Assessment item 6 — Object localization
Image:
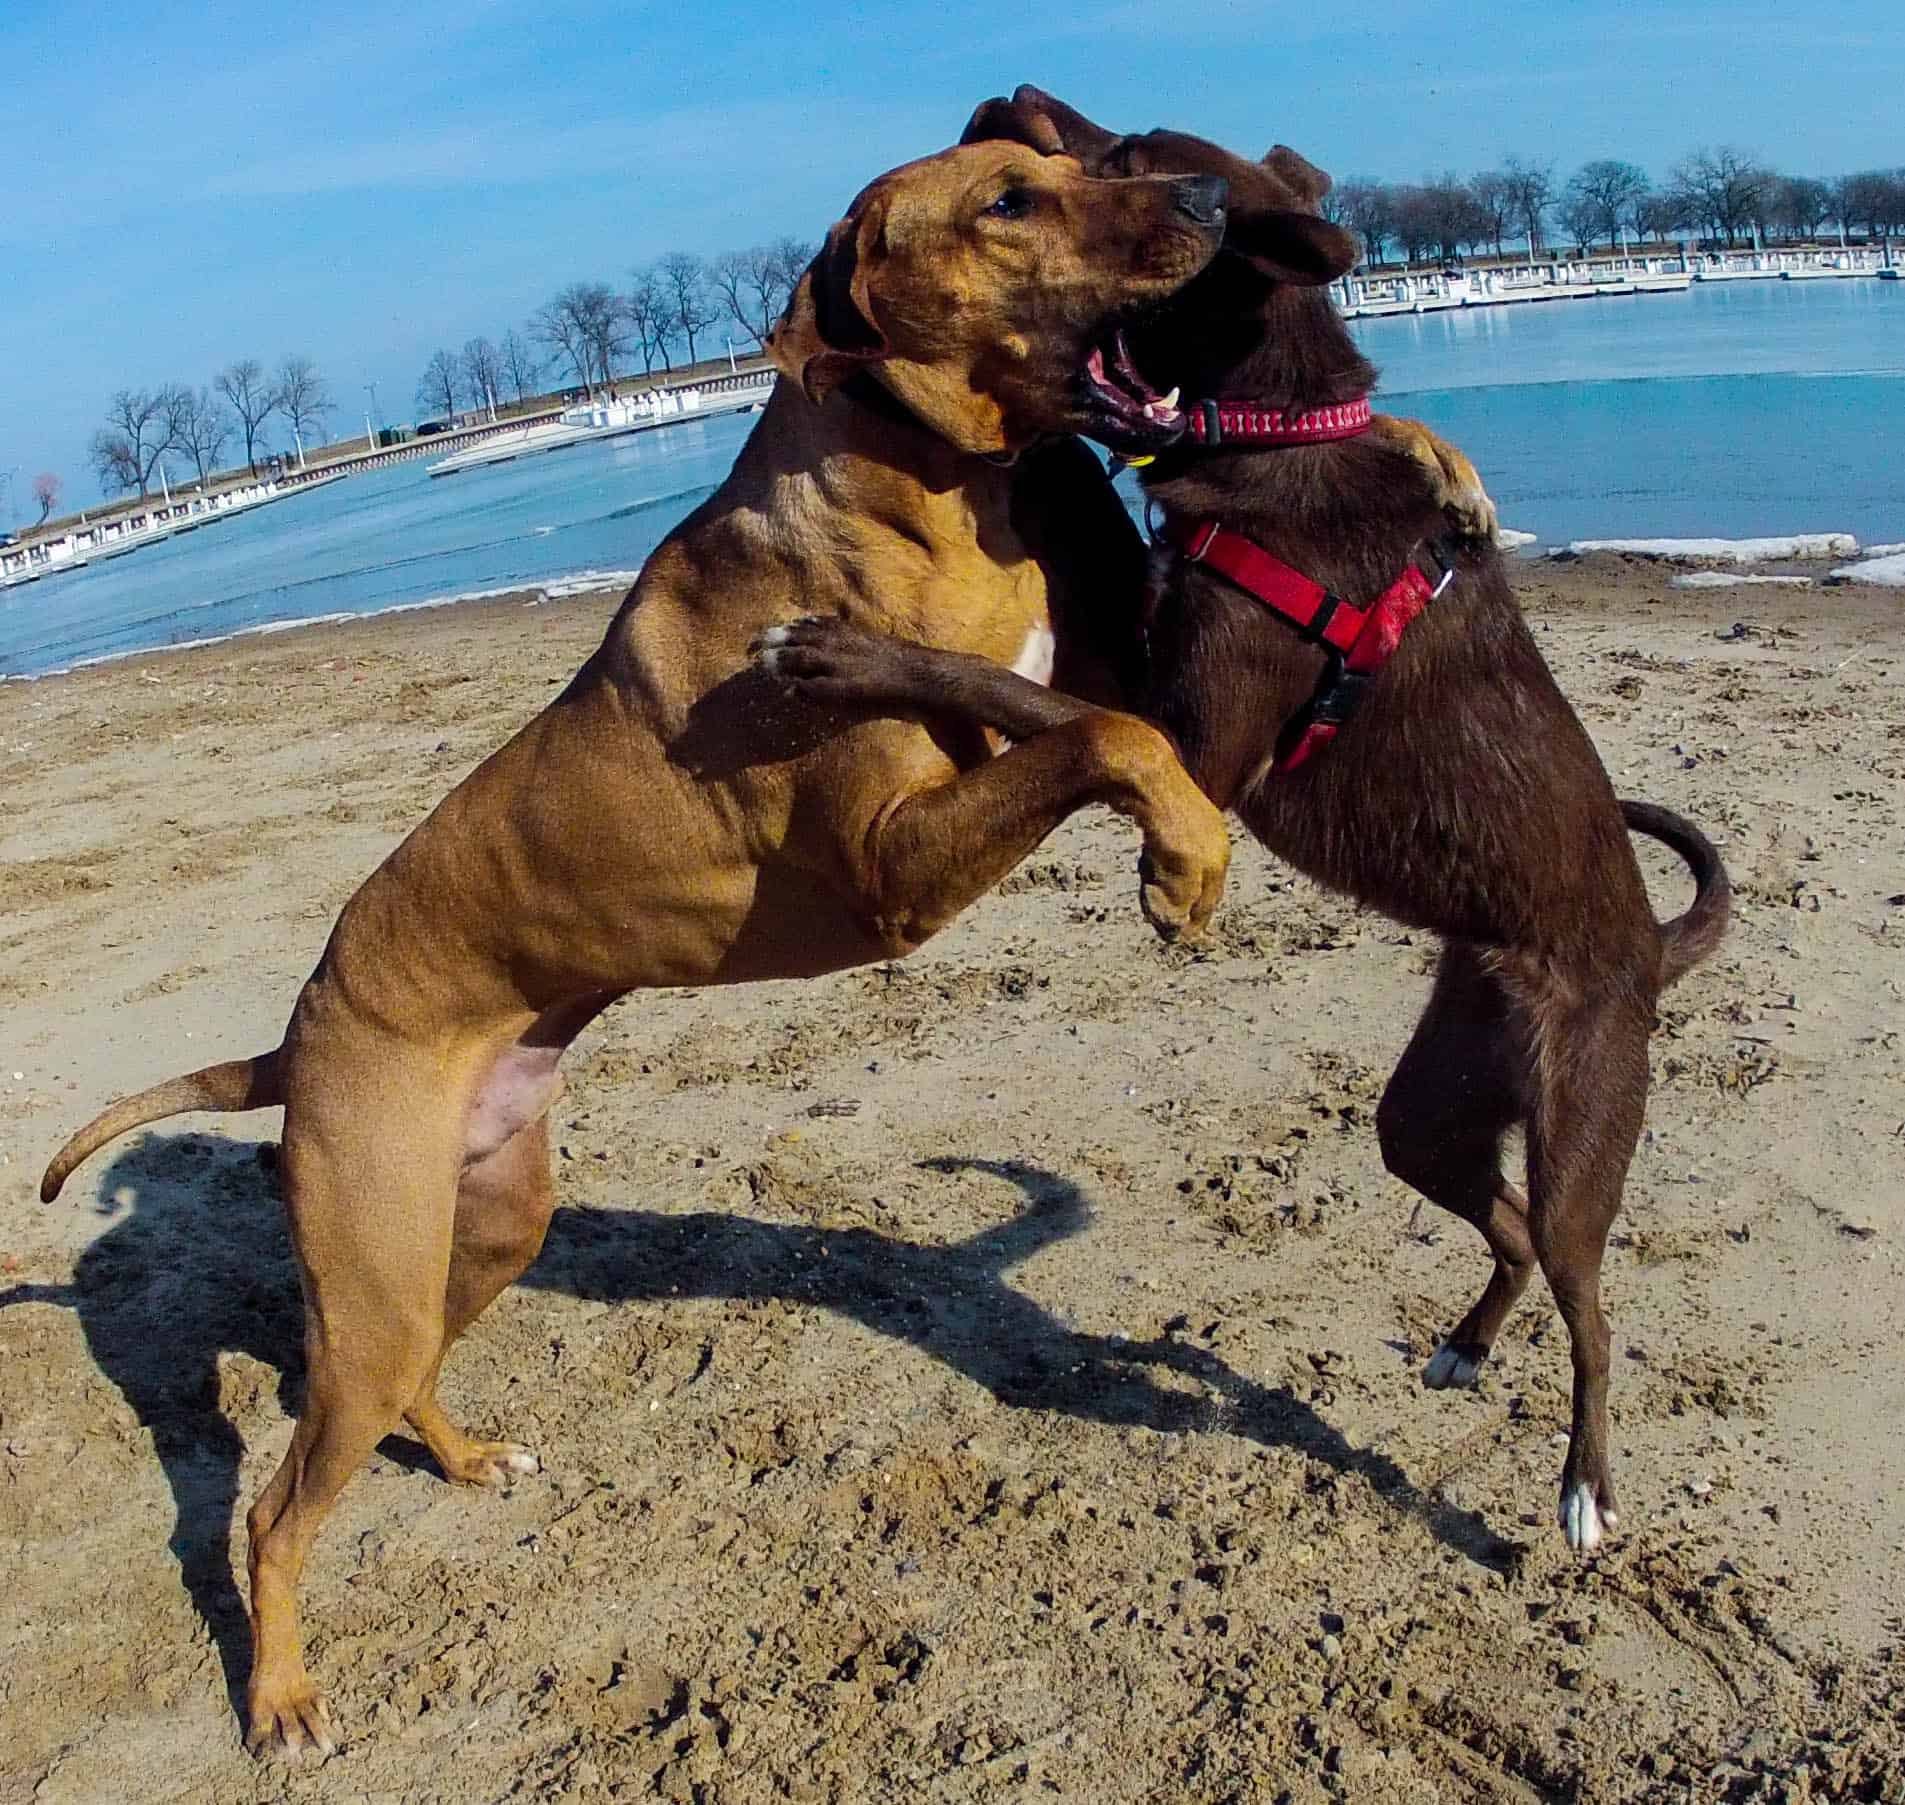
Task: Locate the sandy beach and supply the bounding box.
[1,558,1901,1802]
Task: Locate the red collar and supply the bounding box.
[1162,514,1454,773]
[1181,394,1372,448]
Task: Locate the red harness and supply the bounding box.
[1161,512,1455,774]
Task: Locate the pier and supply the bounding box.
[425,377,775,478]
[1336,245,1893,318]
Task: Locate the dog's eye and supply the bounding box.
[984,188,1034,220]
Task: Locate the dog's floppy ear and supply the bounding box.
[767,197,891,405]
[1262,144,1333,207]
[1226,207,1361,286]
[961,84,1118,163]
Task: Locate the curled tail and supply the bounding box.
[1622,799,1732,988]
[40,1049,283,1202]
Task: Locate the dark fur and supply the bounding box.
[766,90,1732,1547]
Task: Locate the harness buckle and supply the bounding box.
[1307,651,1373,727]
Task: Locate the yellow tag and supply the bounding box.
[1124,454,1155,468]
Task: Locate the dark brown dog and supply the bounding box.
[756,90,1732,1555]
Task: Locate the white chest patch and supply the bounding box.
[1010,623,1056,688]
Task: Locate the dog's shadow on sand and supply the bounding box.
[2,1133,1519,1709]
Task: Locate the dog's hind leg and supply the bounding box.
[1518,975,1651,1554]
[244,1068,459,1760]
[1377,945,1537,1391]
[404,1112,556,1488]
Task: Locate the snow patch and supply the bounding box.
[1832,552,1905,586]
[1558,534,1858,564]
[1670,571,1815,590]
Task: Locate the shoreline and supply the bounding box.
[8,524,1902,685]
[0,568,645,684]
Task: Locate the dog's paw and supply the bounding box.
[1422,1340,1486,1390]
[246,1674,337,1763]
[751,616,920,704]
[1370,414,1499,544]
[1136,806,1229,944]
[1559,1480,1620,1554]
[443,1441,541,1489]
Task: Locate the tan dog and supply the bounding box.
[43,140,1235,1758]
[41,138,1489,1757]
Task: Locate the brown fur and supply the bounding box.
[40,141,1245,1759]
[762,90,1733,1554]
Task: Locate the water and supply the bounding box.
[1354,278,1904,548]
[4,282,1899,679]
[0,413,756,678]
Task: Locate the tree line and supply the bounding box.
[413,240,813,419]
[88,355,334,500]
[1322,150,1905,267]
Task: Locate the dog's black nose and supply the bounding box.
[1170,175,1228,226]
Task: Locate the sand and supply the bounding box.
[1,558,1901,1802]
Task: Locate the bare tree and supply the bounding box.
[1500,156,1554,260]
[625,267,673,374]
[706,250,756,344]
[1467,170,1515,258]
[1772,176,1831,242]
[461,336,504,415]
[1554,191,1601,256]
[275,356,332,466]
[416,349,463,420]
[175,387,232,482]
[1636,191,1688,243]
[500,328,542,403]
[743,243,796,341]
[89,433,140,497]
[90,388,182,497]
[1388,177,1489,266]
[215,358,279,473]
[1335,180,1396,267]
[765,236,813,306]
[532,294,593,393]
[1837,169,1905,246]
[658,253,721,365]
[1669,148,1775,247]
[532,282,623,394]
[32,472,61,525]
[579,285,632,391]
[1563,160,1651,251]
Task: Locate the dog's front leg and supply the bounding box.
[755,618,1222,940]
[757,617,1090,742]
[855,709,1227,949]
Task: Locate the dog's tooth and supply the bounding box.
[1160,387,1180,410]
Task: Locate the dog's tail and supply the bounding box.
[1622,800,1732,989]
[40,1049,284,1203]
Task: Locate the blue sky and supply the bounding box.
[3,0,1899,513]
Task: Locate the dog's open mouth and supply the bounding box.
[1082,330,1183,446]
